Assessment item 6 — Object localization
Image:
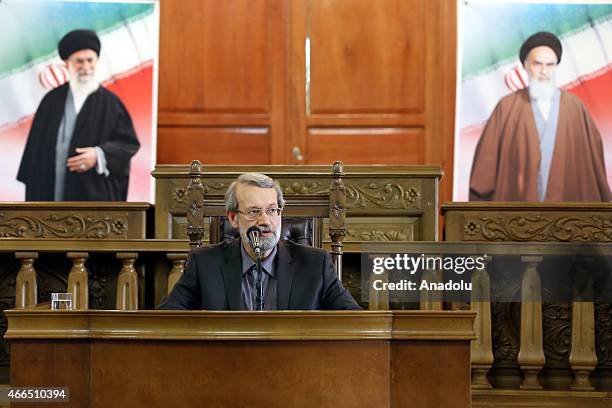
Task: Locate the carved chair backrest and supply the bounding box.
[185,161,347,280]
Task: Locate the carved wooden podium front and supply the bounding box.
[6,310,475,408]
[443,202,612,407]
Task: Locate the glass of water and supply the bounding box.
[51,293,73,310]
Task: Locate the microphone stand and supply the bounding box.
[255,253,263,311]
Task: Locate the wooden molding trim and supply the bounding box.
[152,164,444,179]
[392,311,476,340]
[0,202,151,210]
[0,239,189,252]
[441,202,612,213]
[4,310,475,341]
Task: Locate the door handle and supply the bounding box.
[292,146,305,161]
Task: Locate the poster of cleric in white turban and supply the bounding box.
[454,1,612,202]
[0,0,159,201]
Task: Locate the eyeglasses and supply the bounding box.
[235,207,283,221]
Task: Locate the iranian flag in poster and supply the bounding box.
[454,1,612,200]
[0,0,159,201]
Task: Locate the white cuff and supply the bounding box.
[94,147,110,177]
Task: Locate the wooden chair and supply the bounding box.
[185,160,347,280]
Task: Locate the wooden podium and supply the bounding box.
[5,310,475,408]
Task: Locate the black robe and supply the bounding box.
[17,84,140,201]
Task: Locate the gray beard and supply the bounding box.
[240,225,281,254]
[259,233,280,251]
[528,79,556,100]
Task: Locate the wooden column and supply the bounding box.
[420,255,442,310]
[186,160,205,248]
[569,258,597,390]
[116,253,139,310]
[67,252,89,310]
[517,256,545,390]
[470,255,493,389]
[15,252,38,309]
[167,253,187,295]
[329,161,346,281]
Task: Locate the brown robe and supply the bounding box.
[469,88,611,202]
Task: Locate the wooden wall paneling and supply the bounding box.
[158,0,286,164]
[426,0,457,208]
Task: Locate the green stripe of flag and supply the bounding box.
[462,3,612,79]
[0,1,154,75]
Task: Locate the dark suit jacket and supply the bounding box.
[157,239,360,310]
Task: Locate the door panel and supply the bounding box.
[157,127,270,164]
[306,127,424,164]
[308,0,425,114]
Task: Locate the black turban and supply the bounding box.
[519,31,562,65]
[58,29,101,60]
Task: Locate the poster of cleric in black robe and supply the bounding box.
[0,0,159,201]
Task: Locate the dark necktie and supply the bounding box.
[249,264,264,310]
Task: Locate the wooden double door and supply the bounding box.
[157,0,456,201]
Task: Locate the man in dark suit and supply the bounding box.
[157,172,360,310]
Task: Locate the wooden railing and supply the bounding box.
[442,202,612,406]
[363,242,612,394]
[2,239,189,311]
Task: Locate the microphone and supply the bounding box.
[246,225,262,259]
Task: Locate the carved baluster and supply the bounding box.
[116,253,139,310]
[569,257,597,390]
[471,255,493,389]
[167,253,187,294]
[15,252,38,309]
[420,255,443,310]
[517,256,545,390]
[329,160,346,281]
[67,252,89,310]
[186,160,205,248]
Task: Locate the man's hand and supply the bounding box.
[67,147,98,173]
